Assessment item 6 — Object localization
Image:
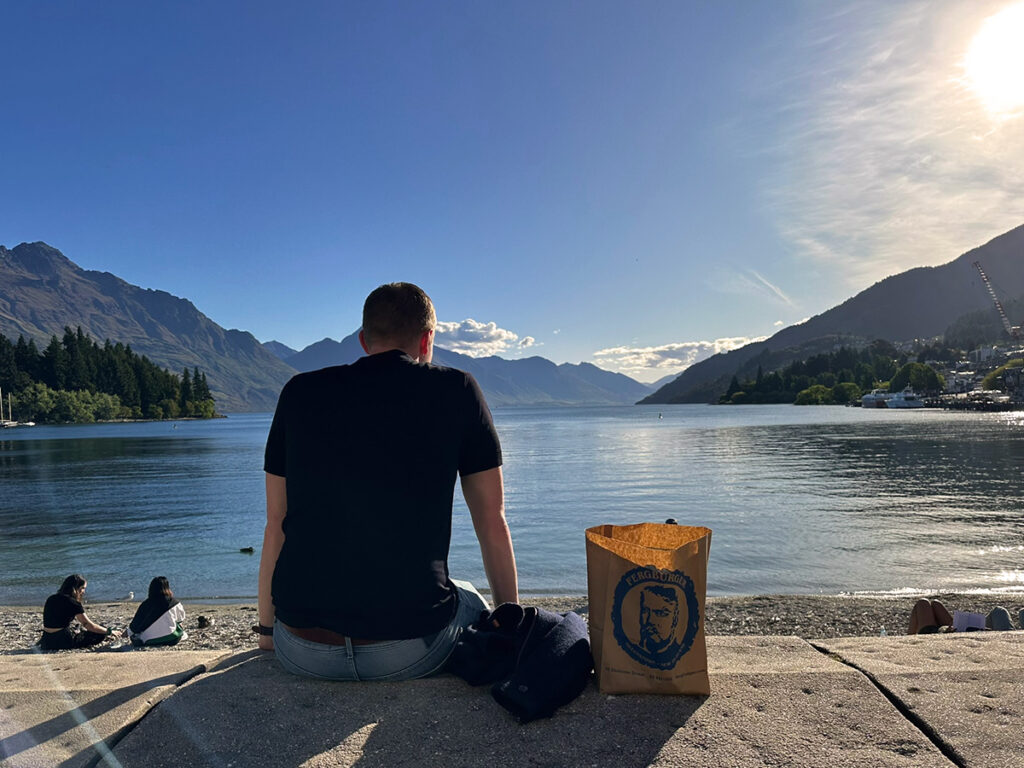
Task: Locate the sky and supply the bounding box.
[2,1,1023,382]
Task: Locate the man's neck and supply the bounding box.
[368,345,421,362]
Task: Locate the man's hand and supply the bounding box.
[462,466,518,605]
[258,634,274,652]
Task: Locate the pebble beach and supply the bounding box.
[4,593,1022,653]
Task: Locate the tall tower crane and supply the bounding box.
[972,261,1021,341]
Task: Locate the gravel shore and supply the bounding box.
[4,593,1022,654]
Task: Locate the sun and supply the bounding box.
[964,2,1024,117]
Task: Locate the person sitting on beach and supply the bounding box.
[128,576,187,647]
[39,574,113,651]
[908,598,1016,634]
[257,282,518,681]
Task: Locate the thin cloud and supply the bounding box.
[712,266,798,308]
[745,270,796,307]
[757,1,1024,288]
[749,271,794,307]
[435,318,536,358]
[593,335,768,381]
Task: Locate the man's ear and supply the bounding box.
[359,330,370,354]
[419,329,433,358]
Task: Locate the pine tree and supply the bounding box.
[179,367,193,410]
[0,336,16,392]
[42,336,69,390]
[193,368,212,401]
[63,327,91,391]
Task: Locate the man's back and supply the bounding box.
[264,349,501,639]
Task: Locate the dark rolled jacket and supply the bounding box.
[446,602,593,723]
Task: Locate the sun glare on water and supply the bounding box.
[965,2,1024,117]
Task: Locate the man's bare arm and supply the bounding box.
[258,472,287,650]
[461,466,518,606]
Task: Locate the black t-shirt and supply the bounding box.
[264,350,502,639]
[43,593,84,629]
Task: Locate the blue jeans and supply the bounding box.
[273,580,489,681]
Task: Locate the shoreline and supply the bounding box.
[4,592,1022,653]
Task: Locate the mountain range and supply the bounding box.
[273,333,652,407]
[0,242,650,410]
[0,242,295,411]
[3,223,1021,411]
[642,223,1024,404]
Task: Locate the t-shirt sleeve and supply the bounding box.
[264,378,292,476]
[44,594,83,627]
[458,373,502,476]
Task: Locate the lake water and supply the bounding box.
[2,406,1023,604]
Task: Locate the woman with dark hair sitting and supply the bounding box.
[129,577,187,647]
[40,574,112,651]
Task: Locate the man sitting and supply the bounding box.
[256,282,518,681]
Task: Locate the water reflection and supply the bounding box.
[2,407,1023,602]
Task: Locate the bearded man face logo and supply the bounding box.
[639,585,679,654]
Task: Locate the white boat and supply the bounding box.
[0,387,14,426]
[0,388,33,426]
[887,388,925,409]
[860,389,891,408]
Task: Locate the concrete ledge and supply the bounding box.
[816,633,1024,768]
[0,651,229,768]
[106,641,950,768]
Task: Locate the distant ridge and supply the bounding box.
[642,223,1024,404]
[0,242,295,411]
[262,340,298,361]
[284,335,364,372]
[284,332,652,406]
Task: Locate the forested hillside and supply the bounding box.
[0,242,293,411]
[720,342,945,405]
[643,223,1024,404]
[0,327,216,423]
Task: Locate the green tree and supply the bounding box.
[92,392,122,421]
[42,336,69,390]
[63,326,96,391]
[831,382,862,404]
[982,359,1024,391]
[889,362,944,393]
[795,384,833,405]
[160,398,180,419]
[13,382,56,421]
[53,390,94,423]
[0,335,16,392]
[192,398,216,418]
[14,336,39,382]
[193,368,212,400]
[179,367,193,412]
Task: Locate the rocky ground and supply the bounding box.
[3,593,1022,654]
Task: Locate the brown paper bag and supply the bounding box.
[585,523,712,695]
